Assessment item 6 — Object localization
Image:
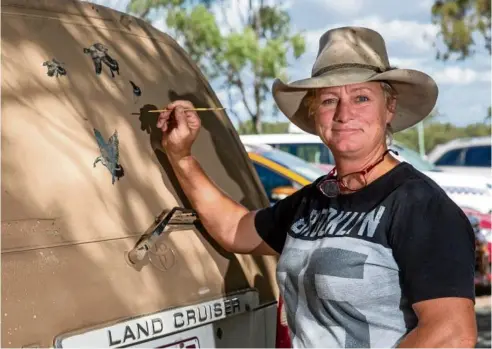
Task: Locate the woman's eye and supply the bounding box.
[356,95,369,102]
[321,98,338,105]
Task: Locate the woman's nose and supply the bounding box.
[333,99,353,123]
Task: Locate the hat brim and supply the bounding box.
[272,67,438,134]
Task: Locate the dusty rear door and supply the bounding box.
[1,0,279,347]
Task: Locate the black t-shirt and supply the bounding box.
[254,162,476,348]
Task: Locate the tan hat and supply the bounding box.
[272,26,438,134]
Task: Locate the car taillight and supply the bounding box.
[276,296,292,348]
[461,208,492,230]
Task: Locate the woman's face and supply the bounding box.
[313,82,395,158]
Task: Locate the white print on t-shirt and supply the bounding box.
[290,206,386,239]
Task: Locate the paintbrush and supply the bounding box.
[131,107,226,115]
[149,107,226,113]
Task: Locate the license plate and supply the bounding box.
[157,337,200,348]
[54,289,258,348]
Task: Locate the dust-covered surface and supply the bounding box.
[475,287,491,349]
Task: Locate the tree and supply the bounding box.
[127,0,306,133]
[394,121,491,153]
[431,0,491,60]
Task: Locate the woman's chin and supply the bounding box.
[329,140,363,155]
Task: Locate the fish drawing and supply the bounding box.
[93,128,124,184]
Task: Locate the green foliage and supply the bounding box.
[394,121,491,153]
[127,0,214,18]
[237,121,290,134]
[127,0,306,133]
[431,0,491,60]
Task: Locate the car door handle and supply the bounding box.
[125,207,198,267]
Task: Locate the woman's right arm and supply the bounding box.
[157,100,278,255]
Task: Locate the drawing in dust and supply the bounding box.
[129,80,141,97]
[93,128,124,185]
[83,43,120,78]
[43,58,67,77]
[129,80,142,103]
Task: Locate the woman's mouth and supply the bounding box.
[333,128,358,133]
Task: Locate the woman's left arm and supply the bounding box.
[391,190,478,348]
[397,297,477,348]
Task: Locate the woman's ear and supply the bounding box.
[385,97,397,124]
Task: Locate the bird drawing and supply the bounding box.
[93,128,124,185]
[83,43,120,78]
[129,80,142,104]
[43,58,67,77]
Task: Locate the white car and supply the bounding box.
[427,137,491,177]
[391,143,492,214]
[240,133,492,214]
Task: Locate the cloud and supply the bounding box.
[303,17,438,56]
[433,67,491,85]
[418,0,435,9]
[151,16,169,33]
[211,0,293,34]
[312,0,367,16]
[348,17,438,53]
[389,57,427,70]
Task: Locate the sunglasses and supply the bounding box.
[317,149,398,198]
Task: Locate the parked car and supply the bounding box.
[466,215,492,288]
[427,137,491,177]
[390,143,492,216]
[245,144,491,288]
[240,133,335,171]
[244,144,325,203]
[240,133,492,215]
[2,1,284,347]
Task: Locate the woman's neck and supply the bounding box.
[333,144,400,185]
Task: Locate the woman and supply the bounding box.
[157,26,477,348]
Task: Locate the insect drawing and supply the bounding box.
[93,128,124,185]
[43,58,67,77]
[83,43,120,78]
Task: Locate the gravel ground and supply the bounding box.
[475,287,491,349]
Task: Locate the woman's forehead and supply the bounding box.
[318,82,381,94]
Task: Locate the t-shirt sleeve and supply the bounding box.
[254,186,308,254]
[391,190,476,305]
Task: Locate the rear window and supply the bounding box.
[464,145,491,167]
[272,143,334,164]
[434,148,464,166]
[258,149,326,182]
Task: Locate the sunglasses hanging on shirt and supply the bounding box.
[318,149,398,198]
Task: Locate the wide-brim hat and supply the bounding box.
[272,26,438,134]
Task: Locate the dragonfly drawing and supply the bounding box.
[93,128,124,185]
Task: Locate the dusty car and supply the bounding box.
[1,0,285,347]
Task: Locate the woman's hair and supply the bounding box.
[381,82,397,145]
[304,81,398,145]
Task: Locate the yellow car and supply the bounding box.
[244,144,326,203]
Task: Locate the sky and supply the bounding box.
[88,0,491,127]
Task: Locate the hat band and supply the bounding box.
[312,63,385,77]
